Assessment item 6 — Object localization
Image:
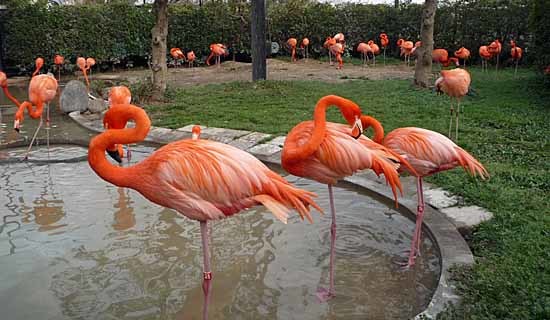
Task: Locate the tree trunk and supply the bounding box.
[394,0,399,8]
[414,0,437,88]
[151,0,168,101]
[251,0,267,81]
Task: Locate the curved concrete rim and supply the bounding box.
[47,112,474,319]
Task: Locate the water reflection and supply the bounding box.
[112,187,136,231]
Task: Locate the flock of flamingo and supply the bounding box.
[0,33,495,319]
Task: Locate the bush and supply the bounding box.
[529,0,550,75]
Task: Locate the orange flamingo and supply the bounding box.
[192,125,201,139]
[324,37,337,65]
[432,49,460,69]
[13,74,58,159]
[186,51,196,68]
[380,33,389,65]
[330,43,344,69]
[282,95,410,301]
[206,43,228,67]
[357,42,373,66]
[454,47,470,68]
[54,55,64,80]
[170,48,185,68]
[367,40,380,66]
[361,116,488,267]
[397,39,414,66]
[88,103,322,320]
[479,45,492,72]
[287,38,298,62]
[510,40,523,77]
[86,57,96,81]
[488,39,502,72]
[32,57,44,77]
[76,57,90,91]
[301,38,310,60]
[435,68,471,141]
[410,41,422,56]
[103,86,133,163]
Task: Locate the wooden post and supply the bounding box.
[251,0,266,81]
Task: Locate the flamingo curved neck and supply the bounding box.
[283,95,357,163]
[2,86,21,107]
[88,104,151,188]
[361,115,385,144]
[15,101,43,121]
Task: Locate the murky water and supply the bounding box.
[1,83,440,319]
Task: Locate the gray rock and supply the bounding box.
[229,132,272,150]
[440,205,494,235]
[268,136,286,147]
[425,188,461,209]
[87,99,108,114]
[59,80,89,113]
[247,143,282,157]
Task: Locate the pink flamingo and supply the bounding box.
[330,43,344,69]
[367,40,380,66]
[89,104,322,320]
[32,57,44,77]
[287,38,298,62]
[510,40,523,77]
[361,116,488,267]
[357,42,373,66]
[301,38,310,60]
[54,55,64,80]
[86,57,96,81]
[187,51,196,68]
[206,43,228,67]
[435,68,471,141]
[103,86,133,163]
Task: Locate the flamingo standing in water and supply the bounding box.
[54,55,64,80]
[206,43,228,67]
[435,68,471,142]
[488,39,502,72]
[88,103,322,320]
[330,43,344,69]
[13,74,58,159]
[367,40,380,66]
[357,42,373,66]
[454,47,470,68]
[186,51,196,68]
[170,48,185,68]
[324,37,337,65]
[397,39,414,66]
[287,38,298,62]
[510,40,523,77]
[479,45,492,72]
[432,49,460,69]
[301,38,310,60]
[76,57,90,91]
[86,57,96,81]
[1,71,22,123]
[282,95,411,301]
[380,33,389,65]
[103,86,133,163]
[361,116,488,267]
[32,57,44,77]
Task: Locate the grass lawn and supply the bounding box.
[146,67,550,319]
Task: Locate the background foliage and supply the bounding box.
[4,0,538,71]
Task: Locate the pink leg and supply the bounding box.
[407,177,425,267]
[317,184,336,302]
[126,145,132,161]
[200,221,212,320]
[23,117,43,160]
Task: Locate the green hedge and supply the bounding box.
[3,0,533,69]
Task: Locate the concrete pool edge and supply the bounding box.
[67,110,474,319]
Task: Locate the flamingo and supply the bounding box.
[88,103,322,320]
[367,40,380,66]
[454,47,470,68]
[76,57,90,91]
[380,33,389,65]
[206,43,228,67]
[86,57,96,80]
[192,125,201,139]
[357,42,373,66]
[435,68,471,142]
[170,48,185,68]
[488,39,502,72]
[1,71,22,123]
[13,74,58,159]
[32,57,44,77]
[510,40,523,77]
[361,116,488,267]
[410,41,422,56]
[282,95,411,301]
[323,37,337,65]
[301,38,310,60]
[330,43,344,69]
[479,45,492,72]
[397,39,414,66]
[186,51,196,68]
[54,55,64,80]
[432,49,460,69]
[103,86,133,163]
[333,33,345,44]
[287,38,298,62]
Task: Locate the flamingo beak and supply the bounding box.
[107,149,122,163]
[13,120,20,132]
[351,117,363,139]
[192,133,199,140]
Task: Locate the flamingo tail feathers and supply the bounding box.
[253,195,290,224]
[370,156,403,207]
[454,147,489,179]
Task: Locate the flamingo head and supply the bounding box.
[54,55,64,65]
[76,57,86,70]
[0,71,7,88]
[86,58,96,68]
[301,38,309,47]
[187,51,196,61]
[397,38,404,46]
[434,76,444,95]
[450,57,460,67]
[192,125,201,139]
[109,86,132,105]
[35,57,44,68]
[510,40,516,47]
[107,148,123,163]
[339,101,363,139]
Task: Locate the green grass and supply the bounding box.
[275,54,404,66]
[146,67,550,319]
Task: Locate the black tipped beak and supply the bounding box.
[14,127,20,133]
[352,130,361,140]
[107,150,122,163]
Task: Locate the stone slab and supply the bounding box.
[60,80,88,113]
[201,127,250,141]
[147,127,175,142]
[176,124,207,133]
[247,143,282,157]
[267,136,286,147]
[88,99,108,114]
[229,132,271,150]
[425,188,461,209]
[441,205,494,235]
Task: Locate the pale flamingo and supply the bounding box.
[324,37,337,65]
[435,68,471,141]
[333,33,345,44]
[367,40,380,66]
[13,74,58,159]
[301,38,310,60]
[510,40,523,77]
[206,43,228,67]
[380,33,389,65]
[54,55,64,80]
[86,57,96,81]
[282,95,411,301]
[89,103,322,320]
[357,42,373,66]
[479,45,492,72]
[76,57,90,91]
[330,43,344,69]
[103,86,133,163]
[488,39,502,72]
[410,41,422,57]
[186,51,196,68]
[454,47,470,68]
[32,57,44,77]
[170,48,185,68]
[397,39,414,66]
[361,116,488,267]
[287,38,298,62]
